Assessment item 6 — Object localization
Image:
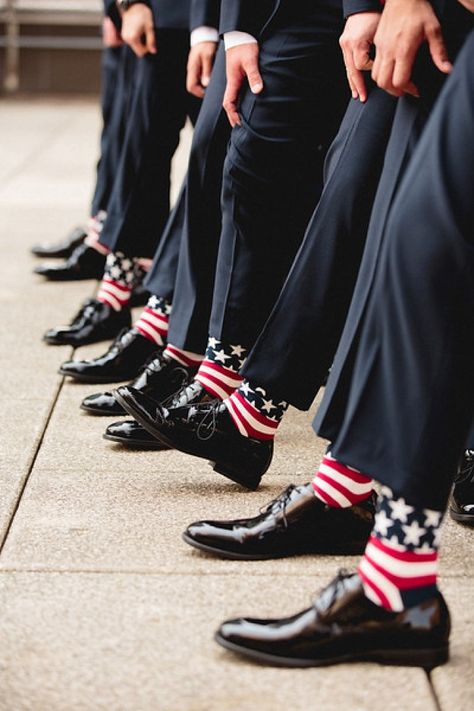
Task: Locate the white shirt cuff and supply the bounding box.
[224,31,258,51]
[190,26,219,47]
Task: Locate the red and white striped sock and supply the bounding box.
[85,211,109,255]
[312,452,374,508]
[194,337,246,400]
[358,487,442,611]
[134,295,171,346]
[97,252,146,311]
[224,381,288,440]
[164,343,204,368]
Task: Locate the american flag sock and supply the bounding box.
[358,487,442,612]
[84,211,110,255]
[164,344,204,368]
[97,251,146,311]
[134,295,171,346]
[224,381,288,440]
[194,338,246,400]
[312,452,374,507]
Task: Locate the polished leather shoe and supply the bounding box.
[449,450,474,525]
[31,226,87,259]
[81,354,199,416]
[34,242,105,281]
[115,392,272,490]
[103,419,169,450]
[44,299,131,346]
[183,484,376,559]
[216,571,450,669]
[59,328,158,383]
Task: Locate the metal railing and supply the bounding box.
[0,0,103,91]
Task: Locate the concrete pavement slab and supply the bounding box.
[0,572,435,711]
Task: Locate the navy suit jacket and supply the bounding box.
[191,0,220,31]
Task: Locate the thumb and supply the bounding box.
[245,59,263,94]
[426,25,452,74]
[146,26,157,54]
[201,55,213,88]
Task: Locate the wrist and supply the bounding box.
[117,0,149,12]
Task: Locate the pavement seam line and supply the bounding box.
[0,375,66,557]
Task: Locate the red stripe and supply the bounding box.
[226,399,274,440]
[165,344,202,367]
[364,552,437,590]
[311,482,341,508]
[196,370,236,397]
[322,456,372,484]
[316,471,371,504]
[369,536,437,563]
[201,360,243,384]
[233,392,279,429]
[138,314,168,335]
[358,566,392,609]
[102,278,131,293]
[143,306,168,322]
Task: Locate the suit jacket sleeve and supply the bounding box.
[104,0,122,29]
[190,0,221,31]
[219,0,274,37]
[343,0,383,17]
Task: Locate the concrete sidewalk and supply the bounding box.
[0,99,472,711]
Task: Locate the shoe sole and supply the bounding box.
[59,368,134,384]
[80,402,125,416]
[182,532,365,560]
[448,508,474,525]
[215,633,449,670]
[114,391,261,491]
[102,433,169,450]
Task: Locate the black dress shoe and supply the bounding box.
[34,242,105,281]
[216,571,450,669]
[115,392,272,490]
[449,450,474,525]
[183,484,376,559]
[59,328,158,383]
[103,419,169,450]
[44,299,131,346]
[31,226,87,259]
[81,354,199,416]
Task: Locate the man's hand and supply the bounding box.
[339,12,380,102]
[102,16,123,48]
[223,43,263,127]
[372,0,452,98]
[121,3,156,57]
[458,0,474,11]
[187,41,218,98]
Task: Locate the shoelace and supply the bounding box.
[259,484,298,528]
[312,569,354,613]
[196,400,222,441]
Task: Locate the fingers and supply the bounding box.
[201,53,213,89]
[223,74,243,128]
[145,26,157,55]
[245,60,263,94]
[425,23,453,74]
[187,58,205,98]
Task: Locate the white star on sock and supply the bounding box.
[261,398,275,414]
[208,336,219,349]
[121,258,132,271]
[374,509,393,537]
[213,349,231,364]
[432,527,442,547]
[109,265,122,280]
[239,381,253,397]
[388,497,414,523]
[165,303,172,315]
[423,509,442,527]
[230,344,246,357]
[402,520,426,546]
